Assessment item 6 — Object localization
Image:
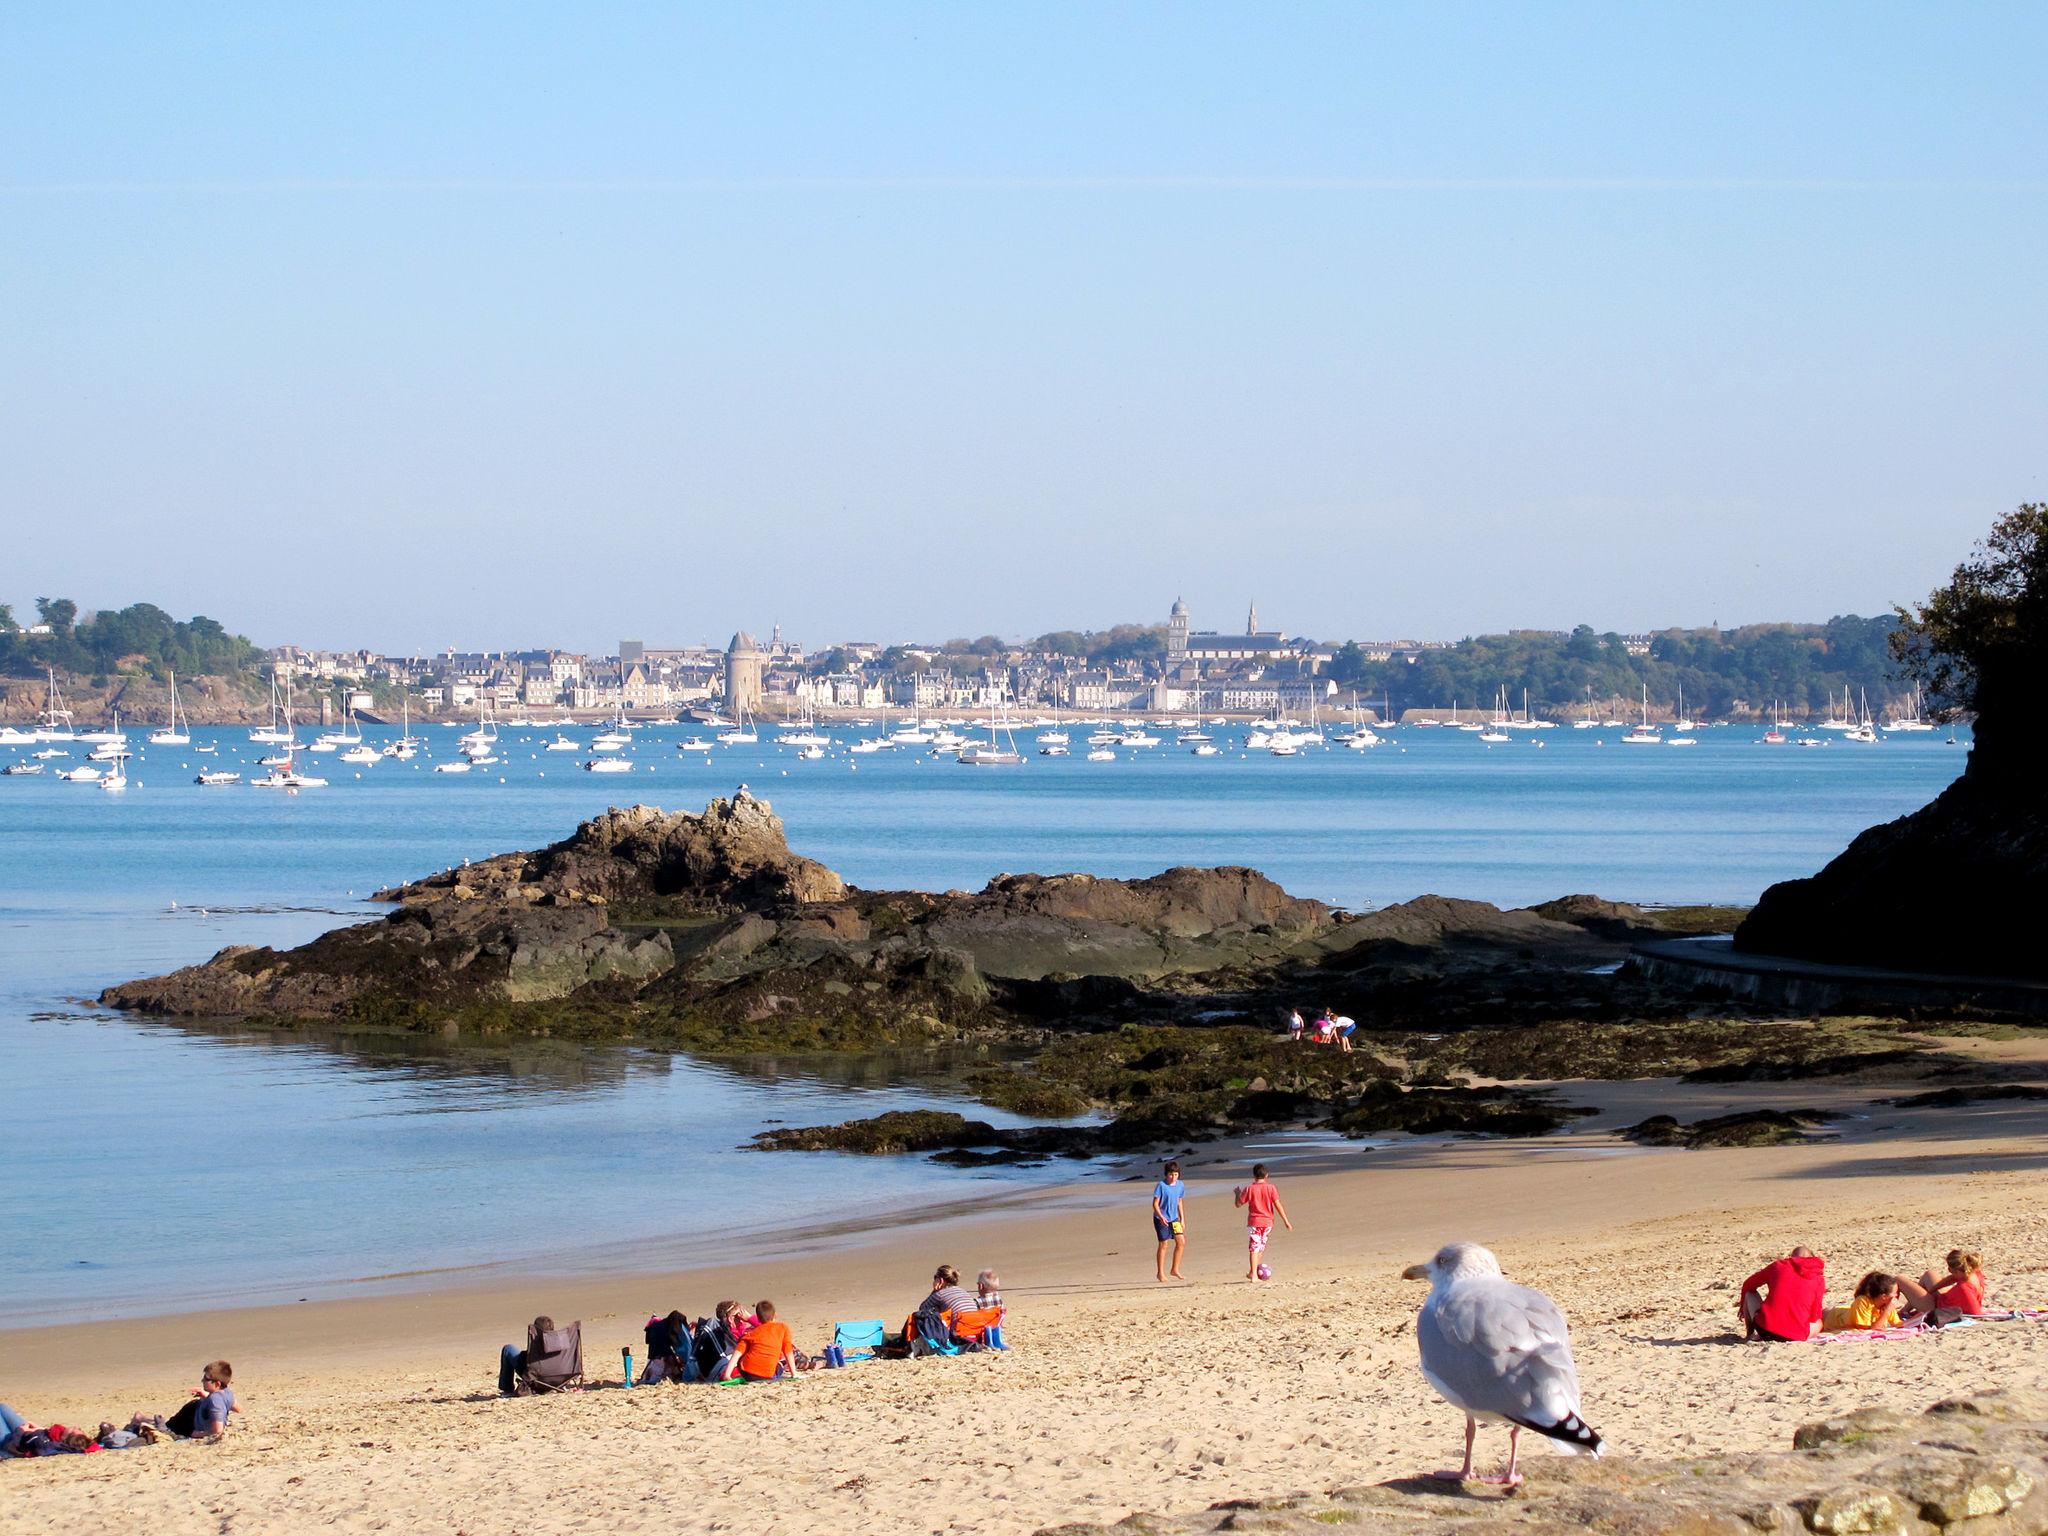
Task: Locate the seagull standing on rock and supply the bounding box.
[1402,1242,1603,1485]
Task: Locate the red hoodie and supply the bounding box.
[1742,1255,1826,1341]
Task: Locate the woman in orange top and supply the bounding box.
[734,1300,796,1382]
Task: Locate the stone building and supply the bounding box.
[724,631,764,715]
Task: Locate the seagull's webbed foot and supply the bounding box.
[1428,1416,1479,1481]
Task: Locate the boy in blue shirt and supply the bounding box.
[1151,1161,1188,1282]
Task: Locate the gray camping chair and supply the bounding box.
[516,1322,584,1394]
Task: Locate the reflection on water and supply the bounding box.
[0,1014,1084,1328]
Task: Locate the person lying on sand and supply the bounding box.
[1737,1247,1825,1342]
[1822,1272,1903,1333]
[1898,1248,1986,1323]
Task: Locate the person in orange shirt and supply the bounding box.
[734,1300,796,1383]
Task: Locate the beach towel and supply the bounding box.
[1814,1321,1930,1345]
[831,1320,888,1360]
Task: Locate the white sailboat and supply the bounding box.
[717,693,758,745]
[1846,689,1879,744]
[383,691,422,759]
[249,671,294,744]
[35,667,76,742]
[958,694,1023,765]
[1622,684,1661,744]
[148,669,191,746]
[1477,686,1511,742]
[1884,686,1936,733]
[250,683,327,787]
[1666,685,1698,744]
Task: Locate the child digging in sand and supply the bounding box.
[1234,1164,1292,1282]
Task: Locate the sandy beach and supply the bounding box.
[5,1047,2046,1536]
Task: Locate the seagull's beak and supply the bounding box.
[1401,1263,1430,1281]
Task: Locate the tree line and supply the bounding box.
[1330,616,1903,718]
[0,598,261,682]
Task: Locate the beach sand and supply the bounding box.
[5,1063,2046,1535]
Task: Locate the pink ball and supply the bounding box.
[1256,1263,1272,1281]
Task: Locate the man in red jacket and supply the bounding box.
[1738,1246,1826,1342]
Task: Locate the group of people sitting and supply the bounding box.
[1738,1245,1989,1342]
[2,1361,238,1457]
[1286,1007,1357,1051]
[497,1265,1008,1395]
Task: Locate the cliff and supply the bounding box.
[1736,737,2048,979]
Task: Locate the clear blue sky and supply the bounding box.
[3,3,2043,654]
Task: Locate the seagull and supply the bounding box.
[1402,1242,1602,1485]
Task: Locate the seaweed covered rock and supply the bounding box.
[1323,1081,1594,1138]
[1624,1108,1835,1148]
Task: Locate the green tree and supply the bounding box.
[35,596,77,634]
[1890,503,2048,769]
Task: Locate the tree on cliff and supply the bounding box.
[1889,503,2047,765]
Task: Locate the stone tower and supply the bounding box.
[1246,601,1259,636]
[725,631,764,716]
[1168,596,1190,659]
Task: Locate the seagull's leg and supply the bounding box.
[1430,1415,1477,1480]
[1480,1426,1523,1486]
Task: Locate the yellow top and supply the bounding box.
[1822,1294,1902,1332]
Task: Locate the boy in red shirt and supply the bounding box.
[1738,1247,1826,1341]
[1234,1163,1293,1282]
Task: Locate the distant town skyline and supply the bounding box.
[6,6,2042,652]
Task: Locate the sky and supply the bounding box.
[3,4,2044,655]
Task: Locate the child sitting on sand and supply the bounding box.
[129,1361,238,1440]
[1823,1272,1903,1332]
[733,1300,797,1382]
[1898,1249,1987,1323]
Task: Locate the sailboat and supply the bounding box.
[1846,689,1879,744]
[148,669,191,746]
[1477,687,1511,742]
[1762,701,1788,745]
[1819,686,1856,731]
[958,693,1023,765]
[1884,686,1936,733]
[35,668,76,742]
[250,682,327,788]
[717,692,758,745]
[1666,685,1699,745]
[249,671,294,744]
[383,690,423,759]
[1622,685,1661,744]
[313,689,364,752]
[779,695,832,748]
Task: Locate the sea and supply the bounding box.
[0,718,1969,1327]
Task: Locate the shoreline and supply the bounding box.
[4,1095,2045,1536]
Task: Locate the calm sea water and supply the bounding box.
[0,720,1967,1325]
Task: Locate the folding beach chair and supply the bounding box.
[516,1322,585,1394]
[831,1319,888,1361]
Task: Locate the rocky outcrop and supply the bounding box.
[1736,750,2048,980]
[382,796,846,914]
[1035,1392,2048,1536]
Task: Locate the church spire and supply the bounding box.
[1246,600,1259,636]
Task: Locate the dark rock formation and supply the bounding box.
[1034,1392,2048,1536]
[1623,1108,1835,1148]
[1735,748,2048,980]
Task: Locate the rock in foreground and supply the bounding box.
[1036,1393,2048,1536]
